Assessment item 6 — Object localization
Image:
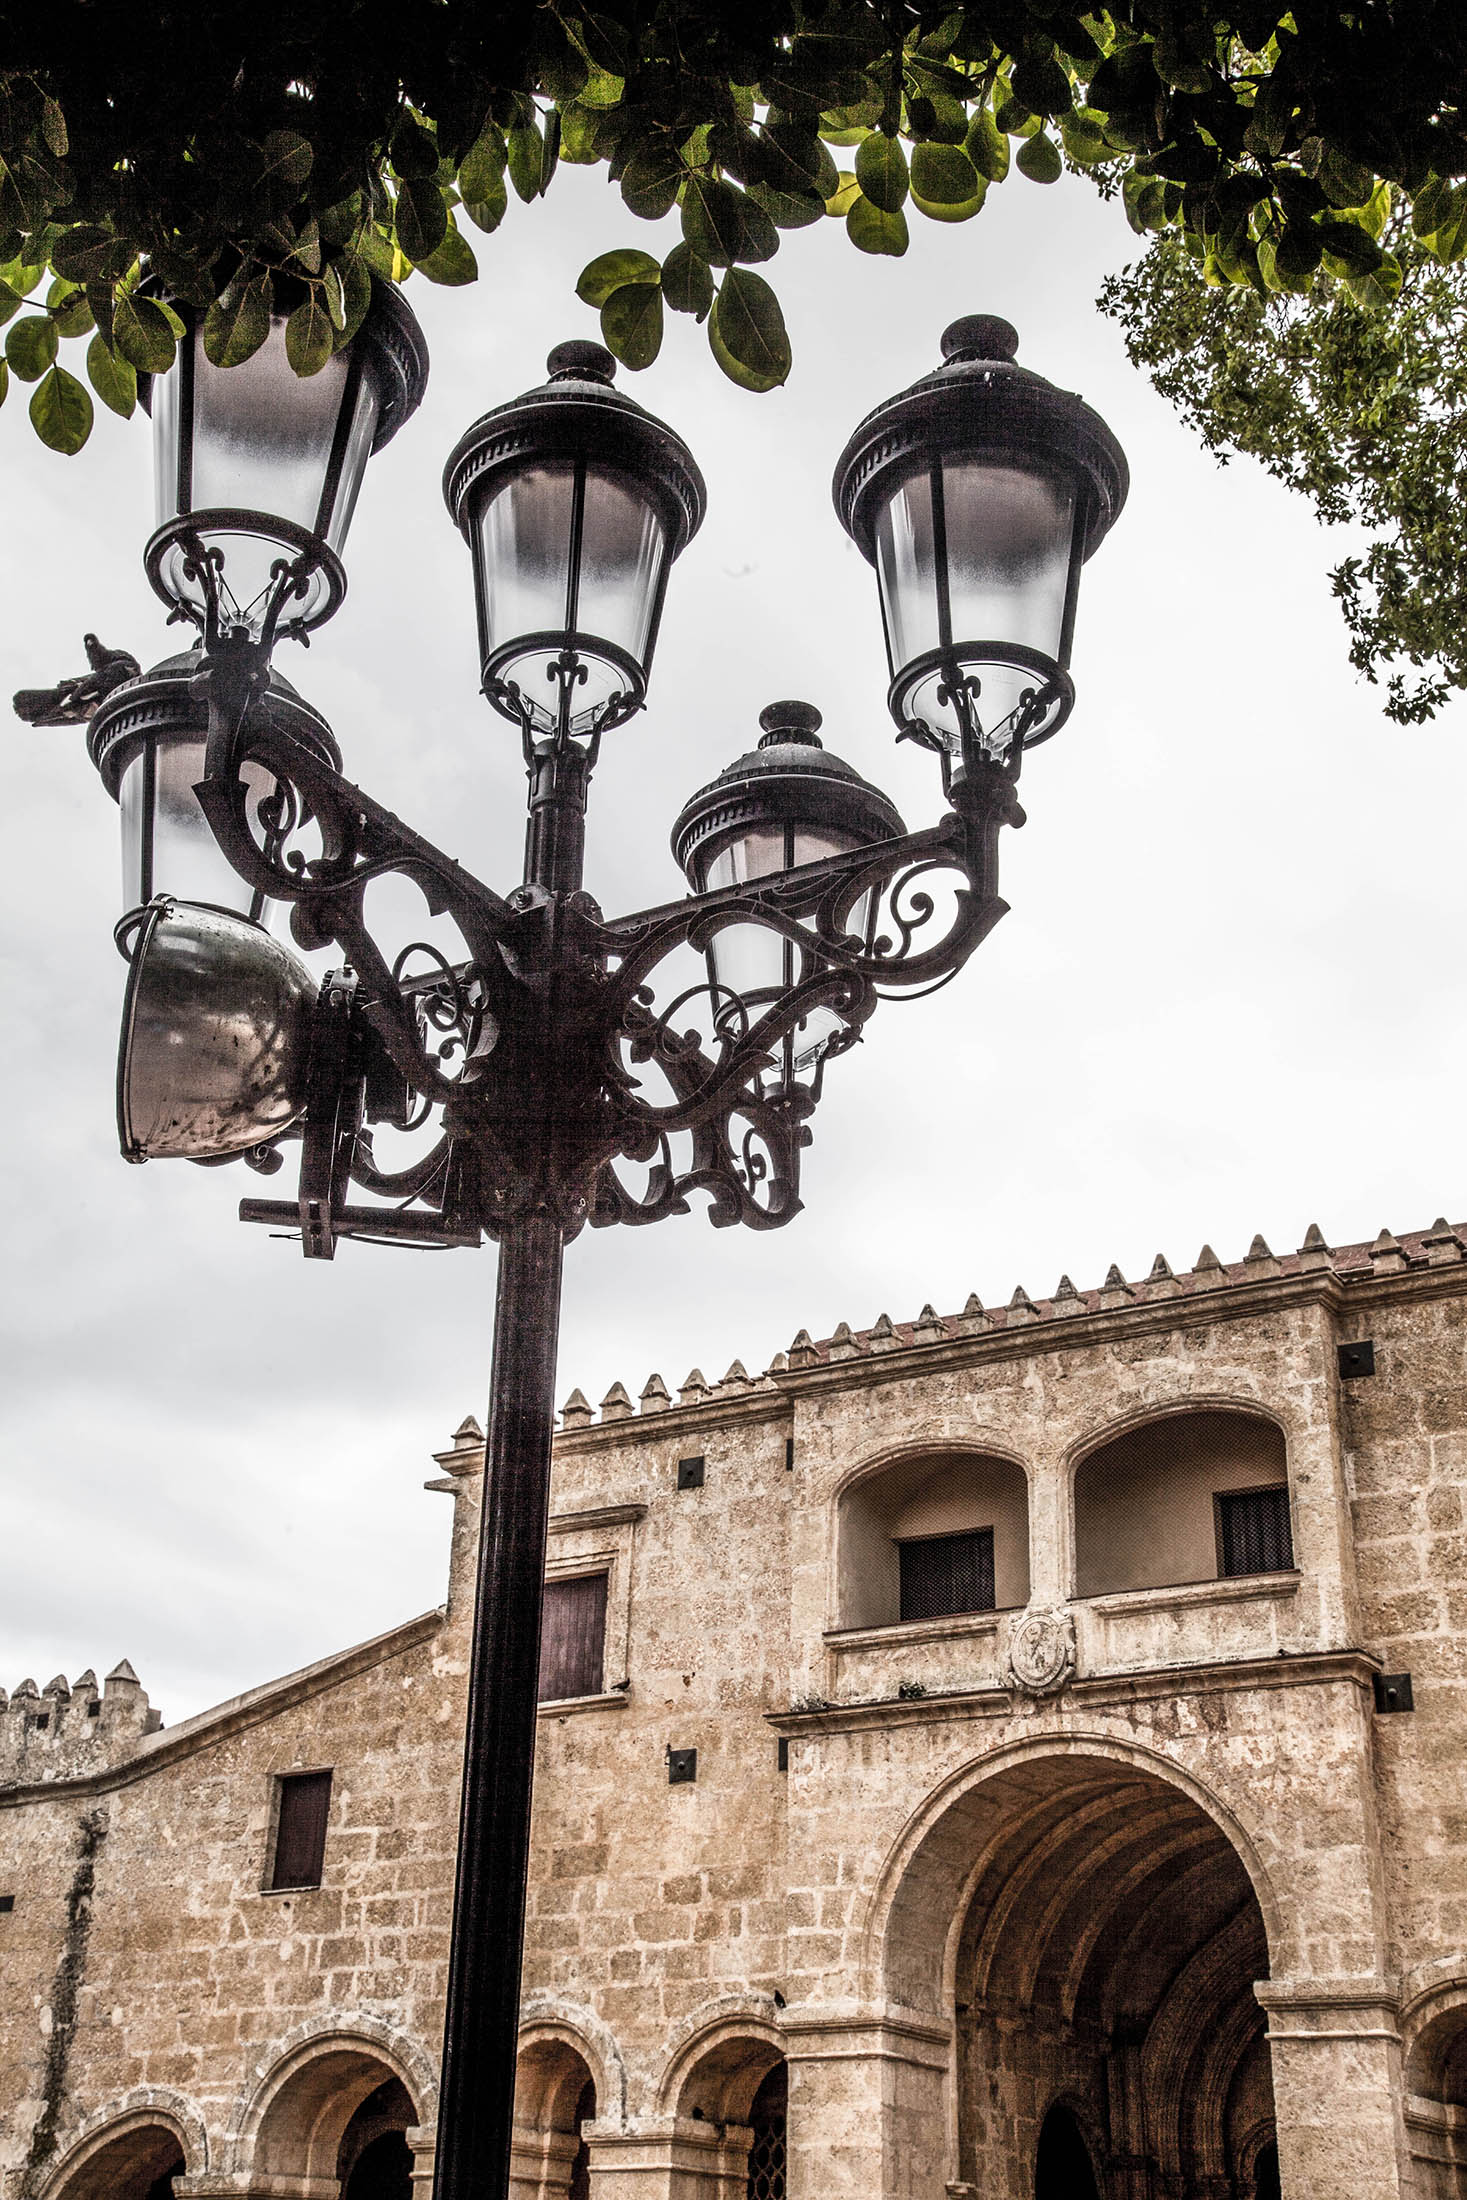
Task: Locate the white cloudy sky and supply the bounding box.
[2,161,1463,1724]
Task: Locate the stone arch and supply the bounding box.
[1033,2097,1102,2200]
[864,1731,1283,2015]
[226,2015,436,2185]
[655,1999,785,2123]
[520,1995,627,2124]
[831,1437,1032,1629]
[1069,1400,1292,1599]
[37,2091,205,2200]
[1402,1978,1467,2194]
[514,2017,604,2200]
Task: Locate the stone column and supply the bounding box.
[781,2004,952,2200]
[582,2115,752,2200]
[1256,1978,1407,2199]
[509,2124,581,2200]
[407,2123,437,2199]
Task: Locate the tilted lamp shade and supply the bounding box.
[88,650,341,929]
[141,277,428,634]
[671,703,904,1088]
[443,341,706,739]
[833,315,1127,765]
[117,900,318,1162]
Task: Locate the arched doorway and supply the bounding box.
[1252,2138,1282,2200]
[514,2033,597,2200]
[1034,2103,1099,2200]
[247,2041,419,2190]
[883,1751,1275,2196]
[666,2031,786,2200]
[45,2123,185,2200]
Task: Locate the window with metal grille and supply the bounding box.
[269,1769,332,1891]
[539,1573,609,1702]
[746,2063,787,2200]
[1216,1486,1294,1578]
[898,1528,996,1622]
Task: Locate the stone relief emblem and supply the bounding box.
[1005,1607,1077,1697]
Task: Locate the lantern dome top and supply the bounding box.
[87,648,340,801]
[832,313,1129,567]
[671,702,904,880]
[442,339,707,557]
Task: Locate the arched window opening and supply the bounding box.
[746,2061,787,2200]
[337,2077,416,2200]
[836,1452,1030,1629]
[1034,2103,1099,2200]
[49,2126,185,2200]
[1073,1410,1292,1599]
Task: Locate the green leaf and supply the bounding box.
[910,143,981,207]
[577,247,662,309]
[417,222,479,286]
[1318,144,1376,211]
[826,171,861,218]
[1010,52,1075,117]
[285,292,335,376]
[461,170,509,234]
[620,140,685,220]
[709,269,790,393]
[338,256,373,344]
[395,175,449,262]
[1314,220,1382,276]
[85,332,135,417]
[29,362,91,452]
[202,274,272,368]
[41,97,68,158]
[601,280,664,369]
[682,175,746,268]
[854,134,907,213]
[0,276,22,327]
[661,242,714,321]
[965,110,1010,182]
[46,278,93,338]
[1015,132,1063,184]
[558,105,602,165]
[845,194,909,256]
[746,180,825,231]
[458,127,508,204]
[507,124,546,203]
[390,119,440,180]
[0,357,8,410]
[112,291,179,374]
[5,312,58,381]
[1342,253,1402,310]
[50,226,134,286]
[322,261,346,330]
[259,128,314,199]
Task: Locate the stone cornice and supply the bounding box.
[0,1608,444,1809]
[765,1648,1381,1737]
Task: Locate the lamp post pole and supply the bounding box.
[16,307,1128,2200]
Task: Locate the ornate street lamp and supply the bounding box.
[14,312,1126,2200]
[833,313,1128,790]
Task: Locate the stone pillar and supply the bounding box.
[1023,1448,1071,1611]
[407,2123,436,2198]
[582,2116,751,2200]
[510,2124,581,2200]
[1256,1978,1407,2200]
[781,2004,952,2200]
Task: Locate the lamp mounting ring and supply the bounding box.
[888,642,1075,758]
[144,513,348,641]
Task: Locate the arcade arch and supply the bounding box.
[242,2035,421,2194]
[42,2120,186,2200]
[835,1447,1030,1629]
[513,2028,598,2200]
[1073,1407,1291,1598]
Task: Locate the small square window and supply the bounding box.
[677,1456,705,1490]
[268,1770,332,1892]
[539,1574,609,1703]
[0,1894,15,1914]
[85,1701,101,1718]
[898,1529,996,1622]
[32,1712,49,1731]
[1216,1486,1294,1578]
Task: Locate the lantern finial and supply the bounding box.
[940,315,1019,365]
[757,700,823,748]
[546,340,617,384]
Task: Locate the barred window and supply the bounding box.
[898,1528,996,1622]
[1216,1486,1294,1578]
[746,2063,787,2200]
[269,1769,332,1891]
[539,1574,608,1702]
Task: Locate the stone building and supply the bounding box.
[3,1218,1467,2200]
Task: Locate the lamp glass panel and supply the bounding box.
[873,468,940,675]
[704,824,864,1079]
[575,467,667,670]
[322,372,382,553]
[940,459,1076,657]
[476,462,576,653]
[182,322,350,532]
[119,740,277,921]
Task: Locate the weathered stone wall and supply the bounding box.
[1,1222,1465,2200]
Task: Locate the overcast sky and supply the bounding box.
[3,161,1463,1724]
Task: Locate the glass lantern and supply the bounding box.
[87,649,341,928]
[671,703,904,1090]
[443,342,706,739]
[833,315,1128,778]
[141,277,429,634]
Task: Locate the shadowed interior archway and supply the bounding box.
[247,2042,418,2190]
[513,2031,597,2200]
[44,2122,185,2200]
[882,1751,1277,2196]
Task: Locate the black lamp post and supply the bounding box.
[15,307,1126,2200]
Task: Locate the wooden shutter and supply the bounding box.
[898,1529,996,1622]
[539,1574,608,1702]
[270,1769,332,1890]
[1217,1486,1293,1577]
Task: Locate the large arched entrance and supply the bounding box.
[891,1752,1277,2196]
[245,2038,420,2193]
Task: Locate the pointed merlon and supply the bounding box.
[105,1659,139,1686]
[559,1388,595,1427]
[787,1329,820,1369]
[1006,1285,1039,1326]
[12,1678,37,1701]
[869,1312,899,1352]
[1148,1253,1174,1280]
[1369,1226,1408,1275]
[911,1303,946,1341]
[639,1373,671,1413]
[1245,1234,1273,1260]
[1242,1233,1280,1278]
[1143,1252,1180,1298]
[766,1351,790,1375]
[1423,1218,1465,1266]
[1297,1223,1332,1272]
[73,1669,97,1693]
[452,1413,484,1445]
[1192,1243,1226,1289]
[1052,1274,1082,1310]
[717,1358,752,1390]
[679,1368,710,1403]
[1099,1264,1134,1309]
[599,1381,635,1421]
[956,1292,986,1334]
[42,1675,70,1699]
